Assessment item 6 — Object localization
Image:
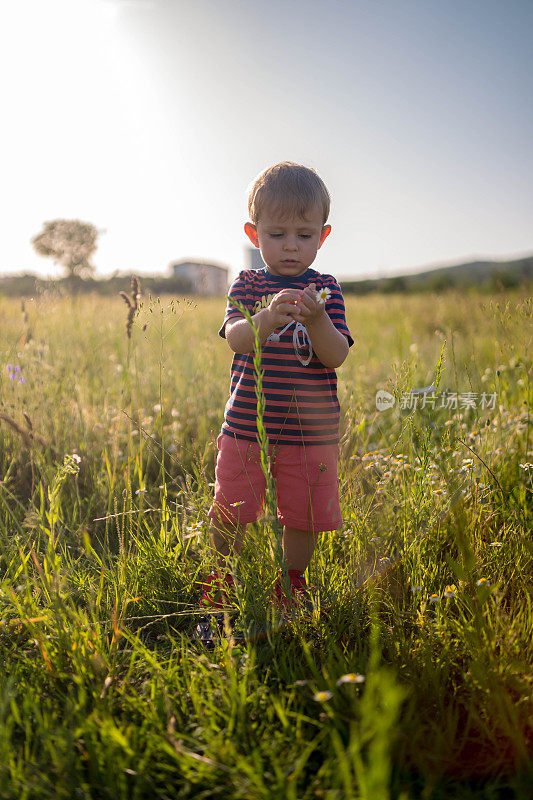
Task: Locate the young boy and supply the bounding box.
[198,161,353,629]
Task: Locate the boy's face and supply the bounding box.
[244,204,331,278]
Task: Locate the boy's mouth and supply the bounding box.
[282,260,299,265]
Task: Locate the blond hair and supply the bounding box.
[248,162,330,224]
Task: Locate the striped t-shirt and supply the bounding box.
[219,268,354,445]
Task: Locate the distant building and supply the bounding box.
[244,245,265,270]
[169,259,229,295]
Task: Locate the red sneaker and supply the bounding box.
[199,570,235,609]
[273,569,313,612]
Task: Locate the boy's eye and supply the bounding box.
[299,234,311,239]
[269,233,283,238]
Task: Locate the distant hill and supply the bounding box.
[1,253,532,297]
[340,254,533,294]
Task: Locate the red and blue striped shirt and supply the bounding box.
[219,268,354,445]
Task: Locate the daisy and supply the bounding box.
[429,594,441,603]
[336,673,365,686]
[315,287,331,304]
[313,690,333,702]
[476,578,490,587]
[443,585,457,598]
[230,500,246,507]
[291,679,308,687]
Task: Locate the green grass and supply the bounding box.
[0,287,531,799]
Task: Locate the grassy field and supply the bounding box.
[0,285,531,799]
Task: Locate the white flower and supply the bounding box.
[336,673,365,686]
[313,690,333,702]
[315,287,331,304]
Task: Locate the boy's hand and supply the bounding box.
[292,283,326,326]
[265,289,302,330]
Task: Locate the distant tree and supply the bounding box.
[31,219,98,279]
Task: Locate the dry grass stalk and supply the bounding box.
[0,412,48,449]
[119,275,141,339]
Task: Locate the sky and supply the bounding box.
[1,0,532,281]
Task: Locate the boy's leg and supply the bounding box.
[209,519,247,567]
[282,525,320,573]
[198,520,247,612]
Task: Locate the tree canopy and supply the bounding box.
[31,219,99,278]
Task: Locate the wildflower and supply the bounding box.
[370,536,382,543]
[336,673,365,686]
[315,287,331,304]
[7,364,25,383]
[476,578,490,587]
[153,403,162,413]
[411,585,423,593]
[313,690,333,702]
[443,584,457,598]
[379,557,391,565]
[230,500,246,507]
[519,463,533,471]
[429,594,441,603]
[432,488,447,496]
[292,679,308,687]
[135,488,147,495]
[71,453,81,463]
[489,542,502,547]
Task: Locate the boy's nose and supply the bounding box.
[283,237,298,251]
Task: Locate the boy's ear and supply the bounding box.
[319,225,331,248]
[244,222,259,247]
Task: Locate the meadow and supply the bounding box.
[0,284,531,799]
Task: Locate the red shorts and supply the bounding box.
[208,434,342,532]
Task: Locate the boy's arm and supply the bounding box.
[225,288,302,353]
[292,282,350,369]
[304,314,349,368]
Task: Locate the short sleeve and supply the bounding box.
[219,270,252,339]
[322,276,354,347]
